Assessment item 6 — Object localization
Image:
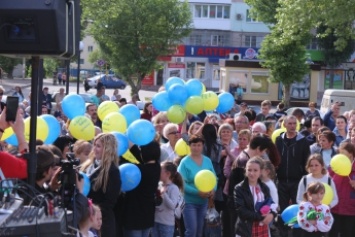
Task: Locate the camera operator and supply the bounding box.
[0,107,89,227]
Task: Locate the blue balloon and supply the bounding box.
[127,119,155,146]
[119,163,142,192]
[119,104,140,126]
[62,94,86,119]
[79,171,91,196]
[165,77,185,91]
[281,204,299,224]
[152,91,172,111]
[168,84,188,105]
[41,114,61,144]
[5,133,18,146]
[111,132,129,156]
[185,79,203,96]
[216,92,235,113]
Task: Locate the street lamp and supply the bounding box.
[76,41,84,94]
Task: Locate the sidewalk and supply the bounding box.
[0,78,53,95]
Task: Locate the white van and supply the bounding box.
[320,89,355,114]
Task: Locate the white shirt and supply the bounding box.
[160,142,177,163]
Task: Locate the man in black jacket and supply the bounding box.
[275,115,310,237]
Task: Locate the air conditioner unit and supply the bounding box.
[173,57,184,63]
[229,53,241,60]
[236,13,242,21]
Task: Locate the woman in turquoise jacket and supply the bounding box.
[178,135,216,237]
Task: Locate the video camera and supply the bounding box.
[59,153,81,208]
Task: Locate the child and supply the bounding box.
[77,200,98,237]
[261,160,279,210]
[329,142,355,237]
[234,157,277,237]
[297,182,334,237]
[90,205,102,237]
[296,154,338,208]
[153,161,184,237]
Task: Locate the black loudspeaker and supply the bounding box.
[0,0,80,59]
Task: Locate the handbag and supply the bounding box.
[204,197,222,237]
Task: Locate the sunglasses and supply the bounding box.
[168,131,180,135]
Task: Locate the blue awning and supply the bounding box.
[208,58,219,63]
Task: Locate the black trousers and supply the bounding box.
[277,180,299,237]
[329,213,355,237]
[300,229,326,237]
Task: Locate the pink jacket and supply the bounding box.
[329,161,355,216]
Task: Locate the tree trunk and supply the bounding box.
[329,70,334,88]
[283,84,291,108]
[129,73,143,98]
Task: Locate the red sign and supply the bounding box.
[142,72,154,86]
[168,63,185,68]
[172,45,185,56]
[157,56,172,61]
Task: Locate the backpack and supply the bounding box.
[303,175,331,188]
[174,191,185,219]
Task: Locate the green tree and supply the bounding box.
[82,0,192,95]
[43,58,61,78]
[0,56,21,78]
[88,49,104,66]
[245,0,311,107]
[277,0,355,51]
[245,0,279,24]
[259,28,310,107]
[317,25,355,88]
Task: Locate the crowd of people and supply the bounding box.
[0,79,355,237]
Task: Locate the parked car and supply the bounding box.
[85,74,126,90]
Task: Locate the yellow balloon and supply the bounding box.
[24,117,49,142]
[185,96,204,115]
[194,170,216,193]
[322,183,333,205]
[281,120,301,131]
[201,91,219,111]
[122,150,140,164]
[69,116,95,141]
[0,127,14,141]
[271,128,286,143]
[202,84,206,93]
[174,138,191,156]
[98,101,119,121]
[102,112,127,133]
[330,154,352,176]
[167,105,186,124]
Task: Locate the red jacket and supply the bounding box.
[329,161,355,216]
[0,152,27,179]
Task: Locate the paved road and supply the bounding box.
[0,78,158,102]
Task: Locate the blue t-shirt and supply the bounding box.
[177,155,216,205]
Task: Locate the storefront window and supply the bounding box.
[213,66,220,80]
[229,71,248,92]
[250,74,269,94]
[186,62,206,80]
[278,74,311,100]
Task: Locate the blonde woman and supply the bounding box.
[81,133,121,237]
[152,112,169,143]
